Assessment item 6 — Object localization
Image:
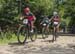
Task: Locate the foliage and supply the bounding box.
[0,0,75,41]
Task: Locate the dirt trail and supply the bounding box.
[0,35,75,54]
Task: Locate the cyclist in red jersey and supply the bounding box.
[20,7,36,32]
[50,11,61,32]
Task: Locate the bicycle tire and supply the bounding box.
[17,25,28,44]
[42,27,47,39]
[52,28,57,42]
[28,27,37,41]
[31,27,37,41]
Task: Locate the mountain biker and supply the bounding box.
[40,15,50,32]
[21,7,36,32]
[50,11,61,33]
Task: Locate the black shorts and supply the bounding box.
[53,24,58,27]
[53,22,59,27]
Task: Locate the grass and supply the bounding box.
[0,33,18,45]
[0,32,37,45]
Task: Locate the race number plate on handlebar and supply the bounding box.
[23,19,28,24]
[43,23,47,26]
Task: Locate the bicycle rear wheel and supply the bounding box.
[42,27,47,39]
[52,28,57,42]
[31,27,37,41]
[17,25,28,44]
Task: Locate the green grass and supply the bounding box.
[0,34,18,45]
[0,29,38,45]
[0,33,37,45]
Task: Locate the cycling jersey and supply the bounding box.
[23,12,34,21]
[42,17,50,24]
[53,16,60,22]
[52,15,60,26]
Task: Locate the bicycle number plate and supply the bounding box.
[23,19,28,24]
[54,22,58,25]
[43,23,46,26]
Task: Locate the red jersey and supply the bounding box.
[53,16,60,22]
[23,12,34,21]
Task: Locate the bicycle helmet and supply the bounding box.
[53,11,58,16]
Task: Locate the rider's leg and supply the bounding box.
[52,26,56,41]
[30,21,34,32]
[56,24,60,33]
[46,25,49,33]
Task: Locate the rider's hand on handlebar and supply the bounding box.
[20,16,25,20]
[20,17,23,20]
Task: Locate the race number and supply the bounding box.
[23,19,28,24]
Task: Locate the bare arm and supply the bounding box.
[33,15,36,21]
[49,16,53,21]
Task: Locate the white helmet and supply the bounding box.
[53,11,58,16]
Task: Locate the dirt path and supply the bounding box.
[0,35,75,54]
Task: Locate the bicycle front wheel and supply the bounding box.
[42,27,46,39]
[17,25,28,44]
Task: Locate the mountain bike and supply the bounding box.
[41,23,50,39]
[17,19,37,44]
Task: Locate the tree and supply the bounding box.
[62,0,75,26]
